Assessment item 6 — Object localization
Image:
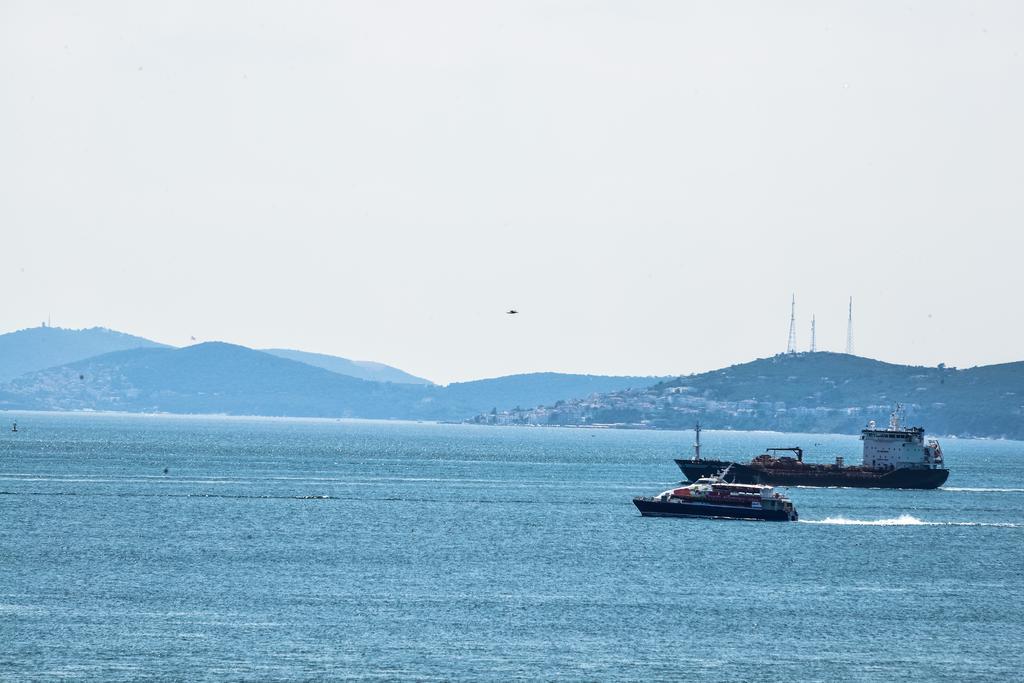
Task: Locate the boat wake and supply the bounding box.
[802,514,929,526]
[801,515,1021,527]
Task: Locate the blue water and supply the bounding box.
[2,412,1022,681]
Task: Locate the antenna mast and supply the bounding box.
[786,294,797,354]
[845,296,854,355]
[810,315,816,352]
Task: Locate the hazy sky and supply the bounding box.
[2,1,1022,383]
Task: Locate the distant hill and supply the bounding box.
[655,352,1024,437]
[6,339,1018,438]
[445,372,665,412]
[0,343,431,418]
[480,352,1024,439]
[263,348,433,385]
[0,343,661,420]
[0,326,168,382]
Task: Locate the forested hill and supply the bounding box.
[484,353,1024,439]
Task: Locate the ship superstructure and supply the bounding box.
[860,405,944,471]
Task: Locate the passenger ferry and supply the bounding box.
[633,468,798,521]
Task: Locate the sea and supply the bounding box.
[2,411,1022,681]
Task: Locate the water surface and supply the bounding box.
[2,412,1022,680]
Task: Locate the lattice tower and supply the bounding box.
[786,294,797,354]
[845,297,854,355]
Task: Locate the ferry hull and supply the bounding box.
[632,497,796,521]
[675,459,950,489]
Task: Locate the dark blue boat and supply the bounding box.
[633,470,798,522]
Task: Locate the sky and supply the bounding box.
[2,1,1022,384]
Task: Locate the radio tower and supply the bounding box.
[845,296,854,355]
[786,294,797,354]
[810,315,816,352]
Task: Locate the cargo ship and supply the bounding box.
[633,467,798,521]
[675,406,949,489]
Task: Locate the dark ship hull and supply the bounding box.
[632,497,796,521]
[675,459,949,489]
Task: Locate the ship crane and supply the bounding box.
[765,447,804,463]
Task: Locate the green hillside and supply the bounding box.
[537,352,1024,438]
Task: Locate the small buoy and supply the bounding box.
[163,467,169,474]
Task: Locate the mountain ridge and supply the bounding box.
[0,342,665,421]
[474,351,1024,439]
[0,326,433,387]
[263,348,433,385]
[0,326,168,383]
[2,327,1021,439]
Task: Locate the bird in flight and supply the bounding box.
[506,309,519,315]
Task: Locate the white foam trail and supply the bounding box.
[801,515,1021,527]
[943,487,1024,493]
[802,514,929,526]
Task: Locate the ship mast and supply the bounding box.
[694,422,702,461]
[889,403,905,430]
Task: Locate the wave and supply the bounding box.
[0,490,334,502]
[801,515,1021,527]
[0,490,595,506]
[943,487,1024,493]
